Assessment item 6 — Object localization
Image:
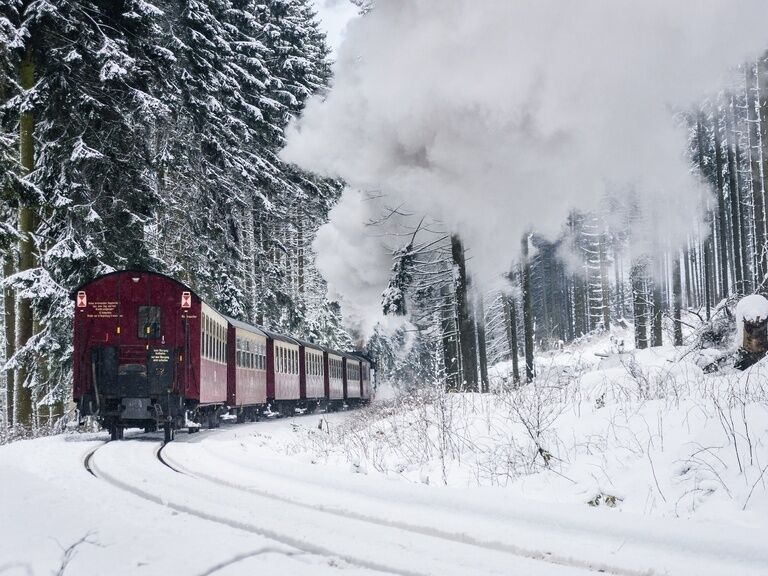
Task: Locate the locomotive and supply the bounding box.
[72,270,372,441]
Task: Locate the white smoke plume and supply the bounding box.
[284,0,768,335]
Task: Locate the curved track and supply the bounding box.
[81,436,608,576]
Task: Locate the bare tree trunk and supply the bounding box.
[297,213,305,296]
[255,215,266,325]
[0,47,13,427]
[672,251,683,346]
[734,120,753,293]
[3,253,15,426]
[599,233,611,331]
[759,53,768,287]
[475,294,489,393]
[631,259,648,350]
[15,45,36,427]
[503,293,520,384]
[726,95,746,293]
[651,265,663,346]
[614,249,624,319]
[521,234,535,382]
[441,285,460,391]
[684,240,693,309]
[713,106,730,297]
[696,113,713,319]
[703,241,713,321]
[451,235,477,391]
[747,62,767,287]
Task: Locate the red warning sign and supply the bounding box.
[181,292,192,309]
[76,291,87,308]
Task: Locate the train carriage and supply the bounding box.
[263,329,300,415]
[324,351,345,411]
[199,304,229,411]
[226,317,268,421]
[72,270,227,441]
[348,353,372,403]
[343,353,362,405]
[361,358,372,402]
[296,339,325,411]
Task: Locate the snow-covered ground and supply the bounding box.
[2,329,768,575]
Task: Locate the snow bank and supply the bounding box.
[280,336,768,530]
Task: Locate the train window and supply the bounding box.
[204,316,209,359]
[201,316,206,359]
[138,306,161,339]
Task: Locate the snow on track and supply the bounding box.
[0,434,383,576]
[89,437,597,576]
[163,418,768,576]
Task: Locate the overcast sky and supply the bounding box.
[312,0,359,53]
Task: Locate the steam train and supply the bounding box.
[72,271,372,441]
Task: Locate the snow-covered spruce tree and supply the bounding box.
[0,0,178,426]
[249,0,342,335]
[0,15,18,425]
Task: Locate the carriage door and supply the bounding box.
[91,346,119,395]
[147,346,174,395]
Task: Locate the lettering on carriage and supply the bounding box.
[150,348,171,364]
[87,301,121,319]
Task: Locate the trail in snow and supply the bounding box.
[162,419,768,576]
[87,437,599,576]
[0,432,381,576]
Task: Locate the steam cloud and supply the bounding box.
[284,0,768,335]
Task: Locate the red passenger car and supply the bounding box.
[227,317,268,421]
[263,328,301,416]
[72,270,226,441]
[296,339,325,412]
[324,350,345,411]
[343,353,362,405]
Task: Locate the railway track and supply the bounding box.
[81,436,620,576]
[83,440,419,576]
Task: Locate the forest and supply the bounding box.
[0,0,352,431]
[1,0,768,435]
[372,58,768,395]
